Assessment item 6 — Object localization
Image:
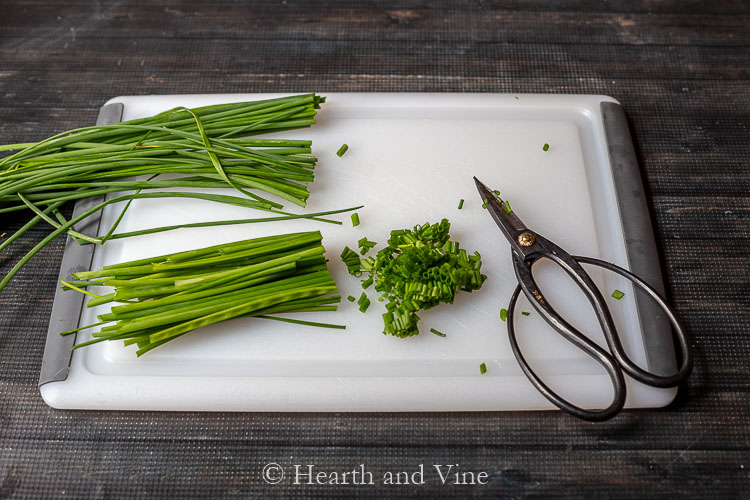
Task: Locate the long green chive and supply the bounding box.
[479,362,487,374]
[336,144,349,157]
[343,219,486,338]
[1,94,333,294]
[430,328,446,337]
[500,308,508,322]
[351,213,360,227]
[64,230,341,356]
[612,289,625,300]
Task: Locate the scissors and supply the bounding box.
[474,177,693,421]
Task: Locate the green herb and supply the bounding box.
[63,230,343,356]
[611,289,625,300]
[347,295,356,302]
[340,246,362,276]
[430,328,447,338]
[482,199,487,209]
[336,144,349,157]
[500,308,508,322]
[357,292,371,312]
[357,237,377,255]
[345,219,486,338]
[457,199,464,210]
[521,311,530,316]
[479,362,487,374]
[543,143,550,152]
[351,213,360,227]
[0,94,331,294]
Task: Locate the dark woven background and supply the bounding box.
[1,1,748,498]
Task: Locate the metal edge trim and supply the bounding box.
[38,102,124,387]
[600,101,678,377]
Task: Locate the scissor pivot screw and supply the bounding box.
[518,232,535,247]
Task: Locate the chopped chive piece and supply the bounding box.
[479,362,487,374]
[340,246,362,275]
[357,292,371,312]
[521,311,531,316]
[351,213,360,227]
[504,200,512,214]
[543,143,550,152]
[347,295,356,302]
[430,328,447,337]
[357,237,377,255]
[611,289,625,300]
[336,144,349,157]
[500,308,508,322]
[482,199,487,209]
[458,199,464,210]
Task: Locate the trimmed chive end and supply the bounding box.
[612,289,625,300]
[336,144,349,157]
[500,308,508,322]
[430,328,447,338]
[347,295,356,302]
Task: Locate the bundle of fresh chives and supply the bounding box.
[65,230,343,356]
[0,94,341,294]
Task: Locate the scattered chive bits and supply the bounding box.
[457,199,464,210]
[63,231,342,356]
[479,362,487,374]
[336,144,349,157]
[521,311,531,316]
[347,295,356,302]
[344,219,486,338]
[430,328,447,338]
[500,308,508,322]
[482,199,488,209]
[357,237,377,255]
[611,289,625,300]
[543,143,550,152]
[351,213,360,227]
[357,292,371,312]
[340,246,362,276]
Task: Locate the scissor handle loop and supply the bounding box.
[573,256,693,387]
[507,236,693,421]
[507,283,627,421]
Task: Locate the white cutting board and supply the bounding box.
[41,93,677,411]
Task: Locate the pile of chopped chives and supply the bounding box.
[341,219,486,338]
[64,230,342,356]
[0,94,331,294]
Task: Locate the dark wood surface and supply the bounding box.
[1,1,748,498]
